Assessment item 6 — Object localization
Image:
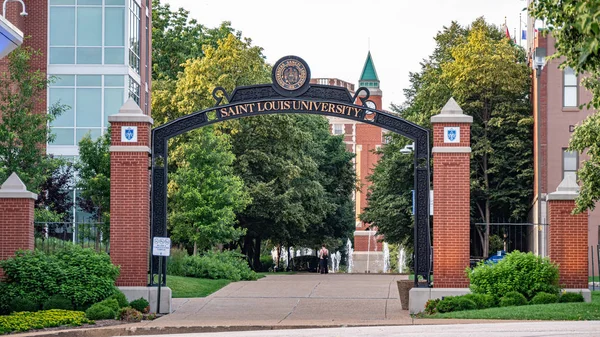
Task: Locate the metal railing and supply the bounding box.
[470,222,546,259]
[591,245,599,291]
[34,221,109,253]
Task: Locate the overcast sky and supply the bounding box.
[163,0,528,109]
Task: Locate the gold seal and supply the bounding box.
[275,59,307,90]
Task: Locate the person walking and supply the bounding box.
[319,244,329,274]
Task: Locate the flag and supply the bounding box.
[505,25,511,39]
[522,30,526,40]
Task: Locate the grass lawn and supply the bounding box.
[166,275,230,298]
[591,276,599,282]
[429,291,600,320]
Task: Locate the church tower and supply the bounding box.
[352,52,386,273]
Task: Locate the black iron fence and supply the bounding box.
[591,245,600,291]
[34,221,109,253]
[470,222,547,259]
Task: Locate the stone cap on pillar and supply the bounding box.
[431,98,473,124]
[0,172,38,199]
[108,98,153,124]
[547,175,580,201]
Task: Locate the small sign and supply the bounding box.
[444,127,460,143]
[121,126,138,142]
[152,237,171,256]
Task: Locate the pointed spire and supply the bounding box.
[0,172,37,199]
[359,51,379,82]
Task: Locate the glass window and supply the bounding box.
[51,129,75,146]
[106,0,125,4]
[105,75,125,87]
[129,0,141,74]
[50,48,75,64]
[105,7,125,46]
[50,88,75,127]
[52,75,75,87]
[564,67,578,107]
[563,149,578,180]
[76,88,102,127]
[77,75,102,87]
[77,0,102,5]
[76,47,102,64]
[128,77,140,104]
[333,124,344,135]
[104,48,125,64]
[76,128,102,143]
[50,7,75,46]
[77,8,102,46]
[104,88,125,126]
[51,0,75,4]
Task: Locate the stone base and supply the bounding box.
[119,286,172,314]
[564,289,592,303]
[351,251,384,273]
[409,287,470,314]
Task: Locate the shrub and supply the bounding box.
[0,246,120,308]
[468,251,559,300]
[108,289,129,308]
[98,299,120,313]
[0,309,93,334]
[424,298,440,314]
[9,297,39,313]
[259,255,275,272]
[167,248,188,277]
[85,302,117,320]
[118,307,142,322]
[43,295,73,311]
[436,296,477,313]
[499,291,528,307]
[462,293,496,309]
[129,298,150,313]
[559,292,584,303]
[182,251,258,281]
[530,292,558,305]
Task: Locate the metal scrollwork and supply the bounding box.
[212,87,230,106]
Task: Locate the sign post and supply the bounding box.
[152,237,171,313]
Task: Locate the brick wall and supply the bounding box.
[548,200,588,289]
[353,234,384,252]
[0,198,34,279]
[432,123,471,288]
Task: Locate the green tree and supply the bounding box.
[531,0,600,213]
[168,127,250,254]
[0,46,65,191]
[76,132,111,223]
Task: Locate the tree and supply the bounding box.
[0,46,66,191]
[36,159,75,221]
[168,127,250,254]
[531,0,600,213]
[441,21,533,257]
[76,132,111,223]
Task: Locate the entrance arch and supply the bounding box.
[148,56,431,286]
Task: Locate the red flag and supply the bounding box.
[505,24,511,39]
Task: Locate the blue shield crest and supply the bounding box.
[447,129,457,142]
[125,128,134,141]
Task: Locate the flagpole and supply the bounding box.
[519,13,522,45]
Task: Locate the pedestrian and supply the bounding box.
[318,244,329,274]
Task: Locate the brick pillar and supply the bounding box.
[0,173,37,279]
[108,99,153,286]
[431,98,472,288]
[547,176,588,289]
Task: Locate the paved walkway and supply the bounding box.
[153,273,411,327]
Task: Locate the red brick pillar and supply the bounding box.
[0,173,37,279]
[108,99,153,286]
[547,176,588,289]
[431,98,472,288]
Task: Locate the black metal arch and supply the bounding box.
[150,82,431,287]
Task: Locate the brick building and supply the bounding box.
[527,14,599,276]
[3,0,152,222]
[311,52,387,272]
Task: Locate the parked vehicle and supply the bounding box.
[485,250,506,264]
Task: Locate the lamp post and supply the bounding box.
[0,0,25,59]
[534,46,546,256]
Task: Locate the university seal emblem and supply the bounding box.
[447,128,456,142]
[272,56,311,96]
[125,127,134,141]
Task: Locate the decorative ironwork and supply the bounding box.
[150,55,432,287]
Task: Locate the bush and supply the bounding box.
[436,296,477,313]
[530,292,558,305]
[129,298,149,313]
[0,310,92,334]
[118,307,142,322]
[462,293,496,309]
[107,289,129,308]
[499,291,528,307]
[559,292,584,303]
[98,299,120,313]
[0,246,120,308]
[167,248,188,277]
[468,251,559,300]
[424,298,440,314]
[259,255,275,272]
[9,297,39,313]
[85,302,117,320]
[42,295,73,311]
[182,251,258,281]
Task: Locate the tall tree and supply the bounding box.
[76,132,111,224]
[36,160,75,221]
[0,46,66,191]
[531,0,600,213]
[168,127,250,254]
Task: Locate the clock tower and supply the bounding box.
[352,52,386,273]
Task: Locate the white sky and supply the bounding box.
[163,0,528,109]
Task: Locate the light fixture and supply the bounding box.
[0,0,25,59]
[400,142,414,155]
